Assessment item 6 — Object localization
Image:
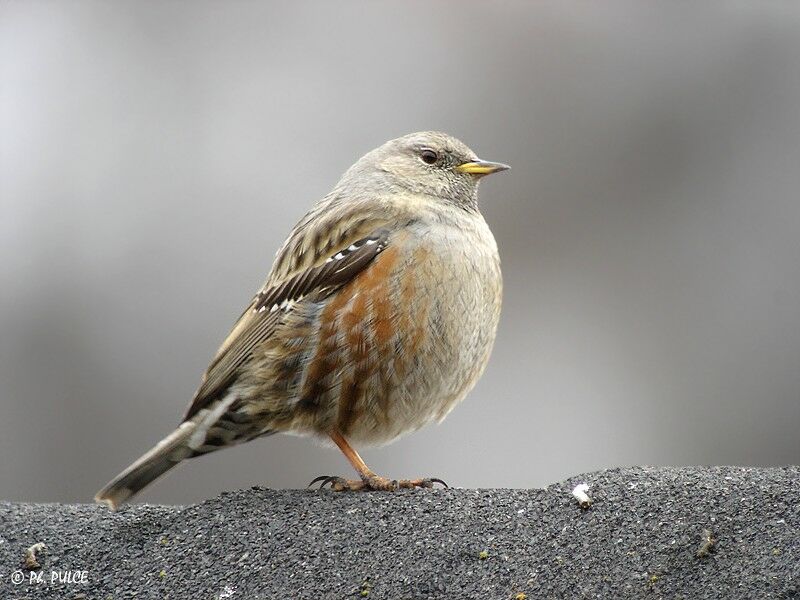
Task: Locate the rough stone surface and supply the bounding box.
[1,466,798,599]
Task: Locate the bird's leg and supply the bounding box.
[330,430,382,488]
[308,430,447,491]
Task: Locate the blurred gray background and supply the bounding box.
[2,2,799,505]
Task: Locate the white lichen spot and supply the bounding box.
[572,482,592,509]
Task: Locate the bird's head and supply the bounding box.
[339,131,509,210]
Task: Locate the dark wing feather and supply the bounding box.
[184,228,391,420]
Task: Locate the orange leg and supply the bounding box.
[309,430,447,491]
[330,430,377,480]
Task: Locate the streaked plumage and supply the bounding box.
[96,131,508,508]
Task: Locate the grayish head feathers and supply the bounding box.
[334,131,508,210]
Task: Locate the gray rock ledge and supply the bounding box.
[1,466,798,599]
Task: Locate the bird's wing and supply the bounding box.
[184,227,392,420]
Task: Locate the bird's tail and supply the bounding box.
[95,394,238,510]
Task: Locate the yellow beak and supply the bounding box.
[455,160,511,175]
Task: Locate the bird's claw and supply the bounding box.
[396,477,449,489]
[308,475,345,489]
[308,474,448,491]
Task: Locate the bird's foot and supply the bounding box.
[309,474,448,491]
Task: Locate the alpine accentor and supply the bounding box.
[96,131,508,509]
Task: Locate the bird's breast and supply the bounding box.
[312,219,501,445]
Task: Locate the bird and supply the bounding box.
[95,131,509,510]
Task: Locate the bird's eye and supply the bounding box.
[420,148,439,165]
